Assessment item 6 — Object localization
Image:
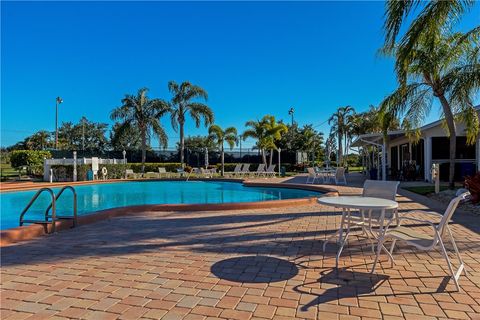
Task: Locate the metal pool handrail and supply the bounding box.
[45,185,78,228]
[19,188,57,233]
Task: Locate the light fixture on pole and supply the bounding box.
[122,150,127,164]
[55,97,63,149]
[288,107,294,126]
[278,148,281,176]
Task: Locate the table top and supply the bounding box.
[317,196,398,210]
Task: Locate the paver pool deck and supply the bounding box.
[1,177,480,320]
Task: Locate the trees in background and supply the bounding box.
[328,105,355,167]
[168,81,213,167]
[208,125,238,176]
[58,117,109,152]
[110,122,143,151]
[110,88,170,172]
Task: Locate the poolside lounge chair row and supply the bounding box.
[228,163,277,178]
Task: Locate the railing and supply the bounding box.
[19,188,57,233]
[19,186,78,234]
[45,186,78,228]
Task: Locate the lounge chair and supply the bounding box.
[125,169,137,179]
[372,191,470,291]
[200,167,213,178]
[144,172,157,179]
[158,167,169,178]
[229,164,242,177]
[238,164,251,177]
[265,164,276,177]
[252,164,266,177]
[306,167,321,184]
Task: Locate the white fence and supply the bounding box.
[43,157,126,181]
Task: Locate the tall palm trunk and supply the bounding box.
[221,144,225,177]
[338,131,343,166]
[141,128,147,173]
[269,149,274,167]
[438,95,457,189]
[261,149,267,166]
[179,120,185,167]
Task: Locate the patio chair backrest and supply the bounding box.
[233,164,242,173]
[241,164,250,172]
[362,180,399,201]
[307,167,316,176]
[158,167,167,174]
[335,167,345,180]
[437,192,470,237]
[126,169,134,174]
[256,164,266,172]
[266,164,276,172]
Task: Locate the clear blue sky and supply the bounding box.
[1,1,479,148]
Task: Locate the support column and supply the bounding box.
[424,137,432,182]
[382,137,387,181]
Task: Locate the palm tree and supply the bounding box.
[168,81,213,167]
[243,119,269,165]
[262,116,288,166]
[328,106,355,167]
[380,31,479,188]
[110,88,169,172]
[208,125,238,176]
[243,115,288,166]
[383,1,475,52]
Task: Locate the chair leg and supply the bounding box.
[389,239,397,255]
[438,236,461,291]
[371,237,384,273]
[446,226,467,276]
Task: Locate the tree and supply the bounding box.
[168,81,213,167]
[328,106,355,167]
[380,31,479,188]
[57,118,109,152]
[110,88,169,172]
[208,125,238,176]
[243,115,288,166]
[110,122,143,151]
[262,116,288,166]
[383,0,475,52]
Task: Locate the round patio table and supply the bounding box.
[317,196,398,272]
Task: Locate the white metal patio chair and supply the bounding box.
[333,167,347,185]
[125,169,137,179]
[306,167,321,184]
[324,180,400,252]
[372,191,470,291]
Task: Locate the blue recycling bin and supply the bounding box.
[87,170,94,181]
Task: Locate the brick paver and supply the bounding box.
[1,177,480,319]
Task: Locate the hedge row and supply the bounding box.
[10,150,52,175]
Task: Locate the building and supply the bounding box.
[352,107,480,182]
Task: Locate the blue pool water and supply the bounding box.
[0,181,321,230]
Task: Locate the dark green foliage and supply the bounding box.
[10,150,52,175]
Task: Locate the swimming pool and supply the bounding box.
[0,181,322,230]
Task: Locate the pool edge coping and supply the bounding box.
[0,179,338,247]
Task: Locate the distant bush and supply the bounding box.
[128,162,182,173]
[10,150,51,175]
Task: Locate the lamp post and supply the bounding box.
[122,150,127,164]
[55,96,63,149]
[278,148,281,176]
[288,107,294,127]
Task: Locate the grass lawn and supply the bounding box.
[348,166,363,172]
[403,185,450,195]
[0,163,20,180]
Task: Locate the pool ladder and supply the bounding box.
[19,186,78,234]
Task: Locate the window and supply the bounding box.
[431,137,476,160]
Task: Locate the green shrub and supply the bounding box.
[102,164,128,179]
[10,150,51,175]
[50,164,90,181]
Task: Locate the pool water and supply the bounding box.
[0,181,321,230]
